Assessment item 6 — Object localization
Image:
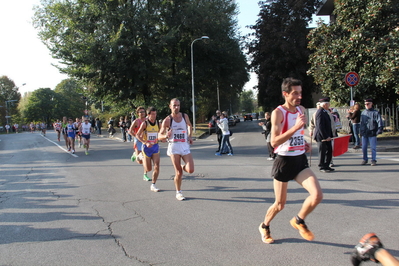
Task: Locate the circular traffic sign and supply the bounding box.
[345,72,360,87]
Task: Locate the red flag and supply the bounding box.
[333,135,351,157]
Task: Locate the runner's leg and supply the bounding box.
[295,168,323,220]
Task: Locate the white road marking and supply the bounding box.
[41,135,79,157]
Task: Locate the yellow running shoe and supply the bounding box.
[290,217,314,241]
[259,223,274,244]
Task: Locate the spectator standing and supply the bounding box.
[313,97,334,173]
[125,116,132,142]
[95,118,102,135]
[360,99,383,166]
[5,124,10,134]
[119,116,127,142]
[259,112,275,160]
[215,112,233,156]
[348,103,361,149]
[90,118,96,133]
[309,102,321,138]
[13,123,19,133]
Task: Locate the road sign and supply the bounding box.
[345,72,360,87]
[5,116,11,118]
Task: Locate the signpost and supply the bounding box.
[345,72,360,106]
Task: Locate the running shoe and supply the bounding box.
[68,147,71,151]
[176,192,186,201]
[143,173,152,181]
[131,152,136,162]
[371,160,377,166]
[150,184,160,192]
[83,144,87,148]
[350,233,383,265]
[361,160,368,165]
[72,150,75,154]
[215,152,222,156]
[227,153,233,156]
[290,217,314,241]
[85,151,89,155]
[267,157,274,161]
[258,223,274,244]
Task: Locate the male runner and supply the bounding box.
[128,106,150,181]
[74,118,82,148]
[259,78,323,244]
[53,119,62,141]
[159,98,194,201]
[40,121,47,136]
[61,117,69,150]
[135,107,165,192]
[30,122,35,133]
[66,118,77,154]
[80,117,91,155]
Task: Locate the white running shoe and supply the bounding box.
[72,150,75,154]
[151,184,160,192]
[176,192,186,201]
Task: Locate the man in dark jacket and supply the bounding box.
[360,99,383,166]
[313,97,334,172]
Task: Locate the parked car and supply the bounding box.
[233,115,240,123]
[228,116,236,126]
[244,113,253,121]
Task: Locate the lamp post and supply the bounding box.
[5,100,18,125]
[191,36,210,133]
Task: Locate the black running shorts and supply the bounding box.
[271,153,309,182]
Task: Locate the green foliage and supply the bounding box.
[308,0,399,105]
[0,76,21,125]
[33,0,248,122]
[239,90,255,113]
[22,88,62,125]
[248,0,321,111]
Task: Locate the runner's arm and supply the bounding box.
[184,113,193,144]
[158,117,171,142]
[135,121,147,145]
[128,121,136,137]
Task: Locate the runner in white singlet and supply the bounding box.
[80,118,91,155]
[159,98,194,201]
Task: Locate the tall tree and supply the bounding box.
[248,0,321,110]
[23,88,68,125]
[0,76,21,125]
[308,0,399,105]
[54,79,87,119]
[239,90,255,114]
[33,0,248,122]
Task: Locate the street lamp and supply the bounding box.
[191,36,210,133]
[5,100,18,125]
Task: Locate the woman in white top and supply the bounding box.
[215,112,233,156]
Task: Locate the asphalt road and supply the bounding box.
[1,120,398,266]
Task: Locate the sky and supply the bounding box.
[0,1,322,96]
